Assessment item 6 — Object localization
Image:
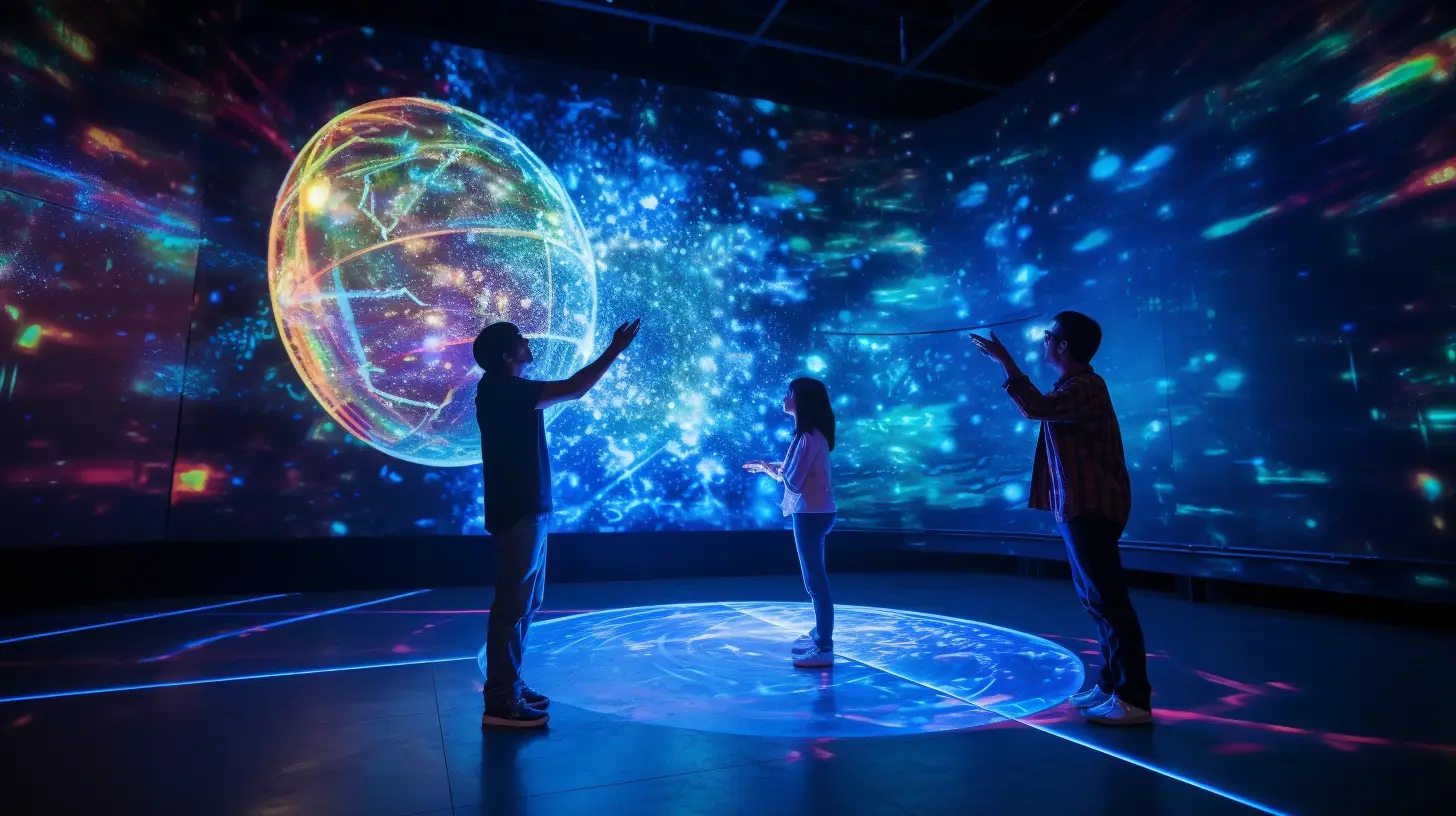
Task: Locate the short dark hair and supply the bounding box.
[473,321,521,375]
[1052,310,1102,363]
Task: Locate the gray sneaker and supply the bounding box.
[1081,695,1153,726]
[1070,686,1111,709]
[793,644,834,669]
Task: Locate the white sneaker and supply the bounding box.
[1069,686,1111,709]
[791,634,814,655]
[793,645,834,669]
[1081,695,1153,726]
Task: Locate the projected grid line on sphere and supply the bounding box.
[268,97,599,469]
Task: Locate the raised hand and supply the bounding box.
[742,460,767,474]
[609,318,642,352]
[969,331,1013,366]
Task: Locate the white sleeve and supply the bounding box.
[781,433,823,494]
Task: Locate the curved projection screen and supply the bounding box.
[0,0,1450,567]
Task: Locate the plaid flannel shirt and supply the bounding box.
[1002,369,1132,527]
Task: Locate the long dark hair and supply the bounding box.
[789,377,836,451]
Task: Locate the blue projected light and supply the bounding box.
[0,656,474,705]
[855,650,1294,816]
[0,602,1288,816]
[487,602,1085,738]
[0,594,292,646]
[139,589,430,662]
[1090,153,1122,179]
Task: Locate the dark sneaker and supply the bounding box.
[481,698,550,729]
[522,685,550,710]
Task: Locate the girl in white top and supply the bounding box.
[744,377,838,668]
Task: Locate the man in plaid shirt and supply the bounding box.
[971,311,1152,725]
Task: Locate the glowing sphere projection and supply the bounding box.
[492,603,1084,738]
[268,97,598,466]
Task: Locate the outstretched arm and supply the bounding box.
[742,460,786,478]
[969,331,1101,422]
[536,319,641,410]
[1002,374,1101,422]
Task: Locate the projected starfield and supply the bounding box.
[0,0,1450,567]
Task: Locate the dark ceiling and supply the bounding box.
[262,0,1124,120]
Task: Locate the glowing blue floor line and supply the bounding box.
[139,589,432,663]
[0,656,475,705]
[0,594,295,646]
[996,721,1294,816]
[725,603,1293,816]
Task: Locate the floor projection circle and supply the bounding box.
[486,602,1085,738]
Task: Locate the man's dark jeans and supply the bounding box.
[484,514,548,706]
[1058,514,1152,710]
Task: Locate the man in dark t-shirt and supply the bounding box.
[472,317,641,728]
[477,374,552,533]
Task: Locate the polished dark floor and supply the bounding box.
[2,573,1451,815]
